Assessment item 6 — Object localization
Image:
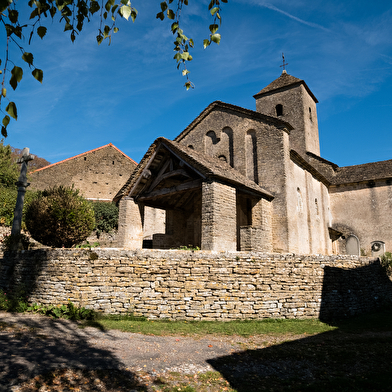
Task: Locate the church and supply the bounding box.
[114,70,392,257]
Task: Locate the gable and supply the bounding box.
[117,137,274,204]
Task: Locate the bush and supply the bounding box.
[0,185,37,227]
[25,186,95,248]
[0,139,19,188]
[380,252,392,272]
[1,233,31,251]
[91,201,119,235]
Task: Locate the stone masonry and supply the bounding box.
[1,249,391,321]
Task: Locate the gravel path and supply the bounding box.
[0,312,283,391]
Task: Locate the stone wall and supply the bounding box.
[29,144,137,201]
[1,249,391,321]
[330,179,392,256]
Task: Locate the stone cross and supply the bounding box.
[11,147,35,238]
[280,53,288,72]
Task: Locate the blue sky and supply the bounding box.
[1,0,392,167]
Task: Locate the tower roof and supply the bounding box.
[253,71,318,103]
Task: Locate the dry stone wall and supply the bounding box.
[1,249,391,321]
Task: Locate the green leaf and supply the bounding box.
[8,9,18,24]
[64,22,73,32]
[211,33,221,44]
[30,8,39,20]
[1,126,7,138]
[156,11,164,20]
[119,5,132,20]
[203,39,210,49]
[210,7,218,16]
[103,25,111,38]
[160,2,168,12]
[37,26,47,39]
[2,115,10,127]
[50,6,57,18]
[22,52,34,66]
[130,9,137,22]
[96,35,103,45]
[167,9,175,19]
[32,69,43,83]
[113,27,119,33]
[5,102,17,120]
[171,22,179,32]
[209,24,219,34]
[182,69,190,76]
[105,0,115,12]
[9,66,23,90]
[90,1,100,14]
[0,0,12,14]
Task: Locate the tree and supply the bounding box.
[11,146,50,170]
[0,138,18,187]
[0,0,227,138]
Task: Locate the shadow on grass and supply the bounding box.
[208,261,392,392]
[0,313,147,392]
[208,309,392,391]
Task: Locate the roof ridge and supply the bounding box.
[31,143,136,173]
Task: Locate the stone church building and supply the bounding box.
[115,71,392,257]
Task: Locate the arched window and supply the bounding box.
[276,104,283,117]
[245,130,258,183]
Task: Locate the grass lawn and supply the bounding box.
[77,309,392,392]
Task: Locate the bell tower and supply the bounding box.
[253,70,320,156]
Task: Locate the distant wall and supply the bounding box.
[1,249,391,320]
[330,179,392,256]
[29,145,136,201]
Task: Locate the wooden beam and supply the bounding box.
[137,179,202,201]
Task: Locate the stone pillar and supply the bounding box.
[201,181,236,251]
[251,197,273,252]
[117,197,144,249]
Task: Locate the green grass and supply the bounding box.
[80,313,338,337]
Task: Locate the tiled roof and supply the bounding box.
[253,71,318,103]
[332,160,392,184]
[116,137,274,200]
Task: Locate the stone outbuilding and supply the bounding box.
[115,71,392,256]
[30,143,137,201]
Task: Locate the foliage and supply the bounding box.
[75,240,100,249]
[0,185,37,226]
[0,288,30,312]
[380,252,392,272]
[175,245,200,250]
[1,232,31,251]
[90,201,119,235]
[0,289,96,320]
[0,138,18,187]
[25,185,95,248]
[0,1,227,137]
[10,145,50,170]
